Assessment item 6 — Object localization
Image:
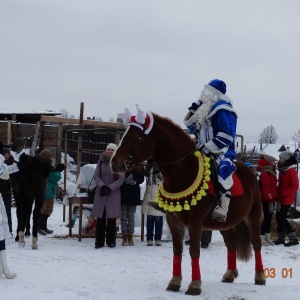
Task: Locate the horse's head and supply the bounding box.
[110,106,156,173]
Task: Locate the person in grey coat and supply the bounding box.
[91,143,125,248]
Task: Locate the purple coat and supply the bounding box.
[91,152,125,219]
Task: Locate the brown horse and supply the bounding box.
[111,108,265,296]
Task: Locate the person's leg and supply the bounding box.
[106,218,117,247]
[146,215,154,245]
[0,239,16,279]
[127,205,137,246]
[39,199,54,234]
[274,209,286,245]
[121,204,128,246]
[2,193,12,234]
[201,230,212,248]
[154,216,163,245]
[95,217,106,248]
[280,205,299,247]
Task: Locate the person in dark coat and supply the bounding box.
[91,143,125,248]
[120,167,144,246]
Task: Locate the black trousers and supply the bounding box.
[276,205,293,234]
[261,202,274,235]
[95,209,117,246]
[201,230,212,244]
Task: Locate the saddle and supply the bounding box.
[208,160,243,197]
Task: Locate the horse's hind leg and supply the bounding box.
[31,200,44,250]
[220,229,239,283]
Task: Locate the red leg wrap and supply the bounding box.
[173,255,182,277]
[228,249,237,270]
[255,250,263,271]
[191,257,201,281]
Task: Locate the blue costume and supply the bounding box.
[184,79,237,221]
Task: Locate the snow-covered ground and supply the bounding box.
[2,201,300,300]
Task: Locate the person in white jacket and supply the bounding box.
[0,152,19,279]
[141,160,164,246]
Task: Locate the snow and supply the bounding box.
[2,202,299,300]
[2,151,300,299]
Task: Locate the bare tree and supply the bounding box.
[258,125,278,144]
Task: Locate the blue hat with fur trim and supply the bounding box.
[208,79,226,94]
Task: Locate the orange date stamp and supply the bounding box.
[263,268,293,278]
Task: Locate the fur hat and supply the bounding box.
[39,149,53,158]
[106,143,117,151]
[279,151,293,161]
[208,79,226,94]
[260,154,276,164]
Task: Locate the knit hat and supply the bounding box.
[39,149,53,158]
[279,151,293,161]
[106,143,117,151]
[208,79,226,95]
[2,147,10,155]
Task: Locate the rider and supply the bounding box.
[184,79,237,222]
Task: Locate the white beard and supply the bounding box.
[195,85,230,124]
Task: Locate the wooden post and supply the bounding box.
[7,121,11,145]
[57,124,63,164]
[76,103,84,180]
[63,130,68,222]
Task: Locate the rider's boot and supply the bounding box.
[212,193,230,222]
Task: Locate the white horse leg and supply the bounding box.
[32,237,38,250]
[18,231,25,248]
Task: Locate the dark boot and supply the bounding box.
[273,232,285,245]
[38,214,48,236]
[284,231,299,247]
[95,218,106,249]
[43,215,53,234]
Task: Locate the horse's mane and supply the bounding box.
[152,113,196,148]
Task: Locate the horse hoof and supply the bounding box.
[166,284,180,292]
[185,288,201,296]
[19,242,25,248]
[255,279,266,285]
[222,277,234,283]
[18,231,25,247]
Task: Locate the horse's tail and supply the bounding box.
[233,220,251,262]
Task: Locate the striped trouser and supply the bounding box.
[121,204,137,235]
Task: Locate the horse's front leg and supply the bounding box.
[185,225,202,295]
[220,229,239,283]
[166,216,184,292]
[31,199,44,250]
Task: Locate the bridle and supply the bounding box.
[121,124,197,171]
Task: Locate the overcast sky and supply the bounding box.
[1,0,299,143]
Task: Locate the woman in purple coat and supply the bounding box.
[91,143,125,248]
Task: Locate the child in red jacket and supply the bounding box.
[257,154,278,245]
[274,151,299,247]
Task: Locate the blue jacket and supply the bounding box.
[45,171,61,199]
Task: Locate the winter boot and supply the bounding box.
[38,214,48,236]
[43,214,53,234]
[212,194,230,222]
[273,232,285,245]
[0,250,16,279]
[128,235,134,246]
[284,231,299,247]
[122,234,128,246]
[264,233,275,246]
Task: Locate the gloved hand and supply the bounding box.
[17,153,28,170]
[55,163,65,172]
[125,174,136,185]
[188,101,202,113]
[268,202,275,213]
[100,185,111,196]
[276,199,281,212]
